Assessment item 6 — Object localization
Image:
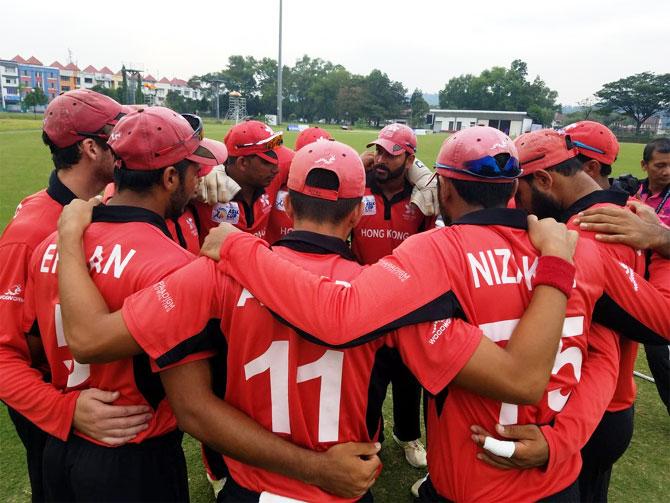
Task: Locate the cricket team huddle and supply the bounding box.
[1,88,670,503]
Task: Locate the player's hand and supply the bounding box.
[200,223,242,261]
[57,197,101,240]
[195,165,241,205]
[360,151,375,171]
[470,423,549,470]
[73,388,152,446]
[527,215,578,263]
[574,201,670,256]
[407,158,439,216]
[312,441,381,498]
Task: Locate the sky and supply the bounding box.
[2,0,668,105]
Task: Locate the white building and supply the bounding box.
[427,109,530,137]
[0,60,21,111]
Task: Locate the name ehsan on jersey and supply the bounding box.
[39,243,136,279]
[467,248,538,290]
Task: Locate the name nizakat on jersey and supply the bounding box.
[212,202,241,225]
[468,248,539,289]
[38,242,137,279]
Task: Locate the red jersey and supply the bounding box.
[23,204,211,445]
[264,187,294,244]
[352,173,435,264]
[194,162,289,242]
[121,230,482,502]
[562,190,645,412]
[215,207,670,501]
[0,171,81,440]
[103,183,201,254]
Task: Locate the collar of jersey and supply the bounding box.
[273,230,357,261]
[452,208,529,229]
[91,204,172,239]
[46,170,78,207]
[559,189,629,223]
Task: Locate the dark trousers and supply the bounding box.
[415,475,580,502]
[390,349,422,441]
[644,343,670,415]
[579,405,635,503]
[42,429,189,502]
[218,475,373,502]
[7,406,48,502]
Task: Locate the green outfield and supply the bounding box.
[0,115,667,502]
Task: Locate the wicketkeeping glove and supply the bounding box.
[196,165,241,205]
[407,158,439,216]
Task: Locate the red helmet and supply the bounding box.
[563,121,619,165]
[108,107,227,176]
[43,89,125,148]
[288,139,365,200]
[435,126,521,182]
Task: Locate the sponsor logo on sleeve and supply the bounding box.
[618,262,639,292]
[362,195,377,216]
[212,202,240,224]
[428,318,452,345]
[153,280,175,312]
[0,284,24,303]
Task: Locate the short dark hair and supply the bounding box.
[42,131,108,171]
[225,155,239,168]
[577,153,612,177]
[288,168,361,224]
[449,178,516,208]
[643,137,670,163]
[548,156,583,176]
[114,159,191,194]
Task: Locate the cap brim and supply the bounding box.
[256,150,280,165]
[187,138,228,167]
[366,138,406,156]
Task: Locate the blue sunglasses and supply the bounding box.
[435,155,522,179]
[571,140,605,155]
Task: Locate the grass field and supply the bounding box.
[0,114,667,502]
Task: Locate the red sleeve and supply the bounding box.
[388,318,482,395]
[0,243,79,440]
[648,252,670,297]
[122,257,222,364]
[218,230,455,345]
[597,249,670,343]
[541,323,620,472]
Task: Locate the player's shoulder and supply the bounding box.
[1,190,60,248]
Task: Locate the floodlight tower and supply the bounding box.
[224,91,247,124]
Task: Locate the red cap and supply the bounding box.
[435,126,521,183]
[108,107,227,176]
[295,127,333,151]
[43,89,125,148]
[562,120,619,165]
[515,129,579,175]
[288,139,365,201]
[367,123,417,156]
[224,120,283,164]
[276,146,295,171]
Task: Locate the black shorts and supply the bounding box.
[42,429,189,502]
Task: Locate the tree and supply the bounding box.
[438,59,560,125]
[23,87,48,115]
[409,89,430,128]
[596,72,670,134]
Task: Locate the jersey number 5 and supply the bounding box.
[244,341,344,442]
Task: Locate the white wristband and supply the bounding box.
[483,436,516,458]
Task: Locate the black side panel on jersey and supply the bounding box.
[594,294,668,345]
[154,319,222,369]
[271,290,465,349]
[133,354,165,410]
[365,346,395,439]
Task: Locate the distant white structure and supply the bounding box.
[427,109,529,137]
[224,91,247,124]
